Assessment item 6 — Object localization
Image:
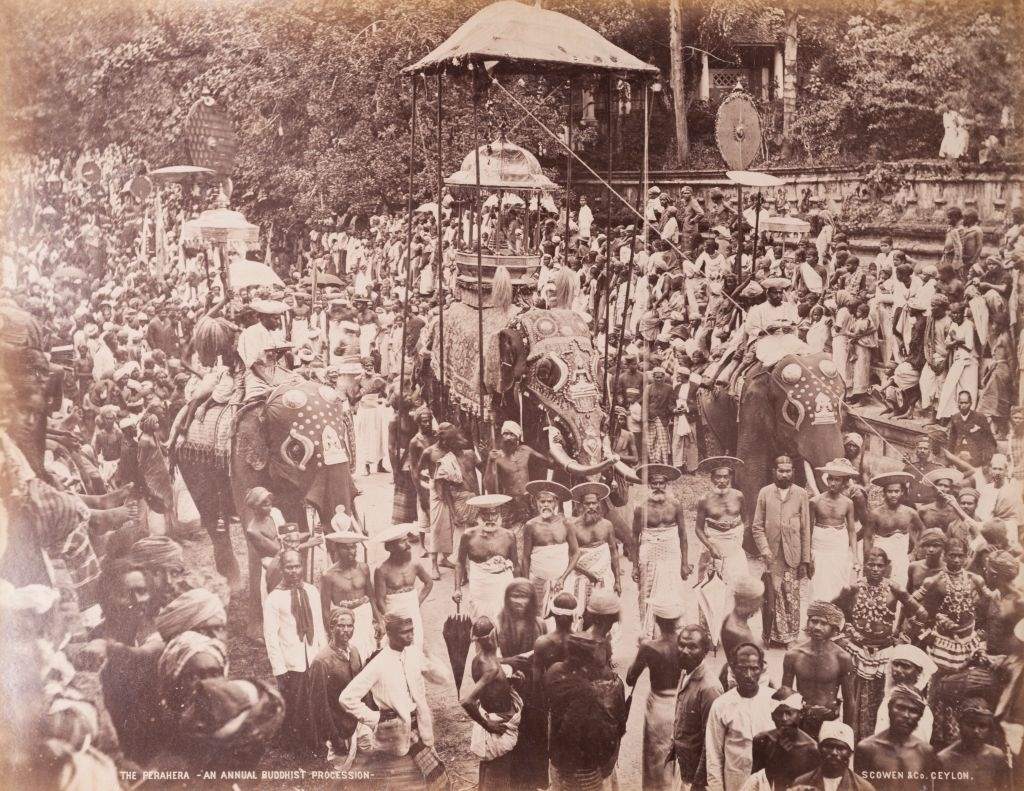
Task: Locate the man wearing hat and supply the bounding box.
[373,525,434,649]
[695,456,749,588]
[454,494,517,626]
[626,596,684,791]
[809,459,860,603]
[865,471,923,588]
[791,721,876,791]
[320,525,378,662]
[782,601,855,739]
[634,464,691,639]
[566,482,621,616]
[854,685,939,791]
[914,468,962,535]
[522,481,578,615]
[238,298,292,401]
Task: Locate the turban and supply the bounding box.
[156,588,227,642]
[987,550,1020,581]
[770,690,804,712]
[158,631,228,701]
[843,432,863,449]
[889,643,936,684]
[130,536,185,569]
[889,683,927,712]
[651,599,683,620]
[930,294,950,309]
[179,678,284,756]
[918,528,946,546]
[733,576,765,600]
[958,697,993,720]
[806,601,845,633]
[957,487,981,502]
[549,592,578,617]
[500,421,523,439]
[586,590,621,616]
[819,721,855,751]
[384,612,414,633]
[244,486,272,510]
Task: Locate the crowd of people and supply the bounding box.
[1,142,1023,791]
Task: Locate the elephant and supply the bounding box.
[419,300,640,549]
[698,350,848,523]
[0,300,138,605]
[173,377,359,637]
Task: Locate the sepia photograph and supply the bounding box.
[0,0,1021,789]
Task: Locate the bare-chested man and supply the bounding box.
[864,472,925,589]
[633,464,691,639]
[914,468,962,535]
[484,420,553,553]
[695,456,748,588]
[781,600,855,739]
[372,525,433,648]
[627,598,684,791]
[454,494,517,625]
[854,685,939,791]
[320,528,379,662]
[407,406,436,540]
[906,528,946,594]
[533,591,578,686]
[809,458,859,602]
[568,482,621,618]
[523,480,579,615]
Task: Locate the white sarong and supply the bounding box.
[873,532,911,590]
[529,542,569,616]
[385,588,423,648]
[638,526,683,640]
[468,556,515,625]
[704,520,749,589]
[568,543,614,619]
[470,688,523,761]
[354,393,384,466]
[811,526,852,602]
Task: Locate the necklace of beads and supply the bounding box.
[852,578,893,636]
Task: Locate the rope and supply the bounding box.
[491,76,748,316]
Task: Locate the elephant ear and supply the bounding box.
[233,401,268,472]
[497,328,527,393]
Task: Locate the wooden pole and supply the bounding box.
[564,79,573,261]
[601,75,614,404]
[473,83,486,432]
[436,74,446,415]
[735,183,744,279]
[398,77,418,437]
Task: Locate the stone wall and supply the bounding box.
[576,161,1023,263]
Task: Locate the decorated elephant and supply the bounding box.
[419,285,640,554]
[172,317,358,637]
[0,300,138,606]
[698,350,847,521]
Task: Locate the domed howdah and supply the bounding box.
[446,137,558,191]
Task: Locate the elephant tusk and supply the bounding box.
[547,428,613,477]
[803,459,822,497]
[613,459,641,484]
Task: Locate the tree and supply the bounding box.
[669,0,690,163]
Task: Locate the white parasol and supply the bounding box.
[228,258,284,289]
